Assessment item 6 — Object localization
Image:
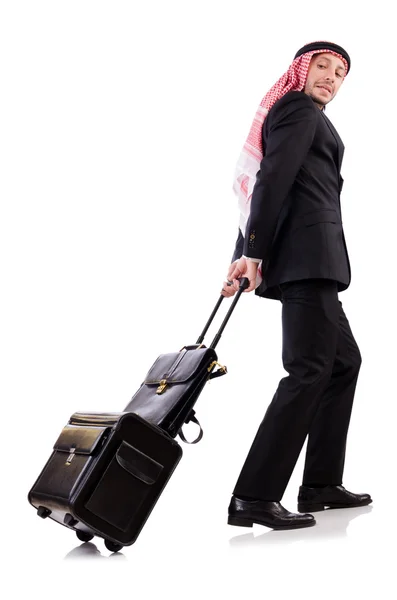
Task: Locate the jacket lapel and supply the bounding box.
[319,111,344,174]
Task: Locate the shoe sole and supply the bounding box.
[298,498,373,512]
[227,516,316,530]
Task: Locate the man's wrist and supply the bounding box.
[242,255,261,263]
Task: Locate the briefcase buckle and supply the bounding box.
[65,447,76,466]
[207,360,227,374]
[156,379,168,394]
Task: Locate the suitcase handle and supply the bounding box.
[196,277,249,350]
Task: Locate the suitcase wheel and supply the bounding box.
[37,506,51,519]
[76,530,94,543]
[104,539,123,553]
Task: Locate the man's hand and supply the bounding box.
[221,257,259,296]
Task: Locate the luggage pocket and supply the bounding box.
[29,424,109,502]
[85,441,164,531]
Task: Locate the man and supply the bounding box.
[223,41,372,530]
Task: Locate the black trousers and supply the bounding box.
[233,279,362,502]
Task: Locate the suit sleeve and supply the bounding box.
[243,92,317,261]
[231,228,244,263]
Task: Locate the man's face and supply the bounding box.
[304,53,346,109]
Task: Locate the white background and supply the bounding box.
[0,0,395,597]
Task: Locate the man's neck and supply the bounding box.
[305,91,325,111]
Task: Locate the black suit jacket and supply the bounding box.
[232,90,351,300]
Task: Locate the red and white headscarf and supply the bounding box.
[233,45,349,238]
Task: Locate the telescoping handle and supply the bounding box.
[196,277,249,350]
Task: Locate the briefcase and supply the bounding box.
[124,277,250,443]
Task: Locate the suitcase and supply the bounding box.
[28,278,248,551]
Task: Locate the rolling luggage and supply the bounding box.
[28,278,248,551]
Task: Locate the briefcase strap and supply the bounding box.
[208,364,227,379]
[178,413,203,445]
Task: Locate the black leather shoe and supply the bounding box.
[298,485,372,512]
[228,495,316,530]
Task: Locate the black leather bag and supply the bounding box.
[124,278,249,443]
[28,278,249,551]
[123,344,224,443]
[28,412,182,551]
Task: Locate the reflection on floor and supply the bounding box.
[228,504,373,547]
